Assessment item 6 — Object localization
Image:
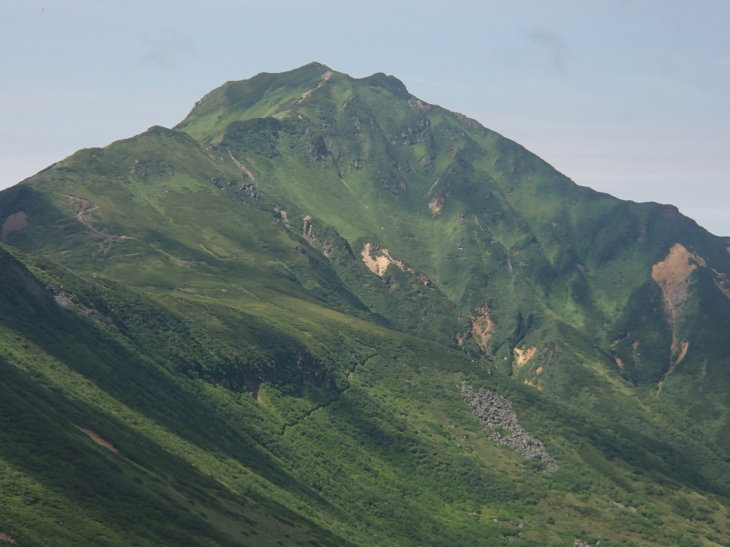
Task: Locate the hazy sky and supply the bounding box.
[2,0,729,235]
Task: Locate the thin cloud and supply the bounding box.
[140,32,195,70]
[526,28,572,73]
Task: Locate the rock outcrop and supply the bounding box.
[461,384,558,473]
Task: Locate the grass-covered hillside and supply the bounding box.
[1,63,730,545]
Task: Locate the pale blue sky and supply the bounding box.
[2,0,729,234]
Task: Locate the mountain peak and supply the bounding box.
[301,60,332,71]
[357,71,410,98]
[3,63,730,546]
[251,61,333,80]
[175,63,419,146]
[175,62,339,144]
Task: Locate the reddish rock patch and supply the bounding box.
[651,243,704,355]
[2,211,28,242]
[72,423,119,453]
[470,305,494,355]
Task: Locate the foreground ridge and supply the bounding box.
[461,383,558,473]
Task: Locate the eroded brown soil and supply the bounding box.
[1,211,28,242]
[470,306,494,355]
[72,423,119,453]
[513,346,537,369]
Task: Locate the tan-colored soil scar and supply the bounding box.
[72,423,119,453]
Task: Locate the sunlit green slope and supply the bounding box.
[2,63,730,545]
[2,244,730,546]
[175,63,730,428]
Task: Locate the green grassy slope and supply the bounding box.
[173,64,730,420]
[1,63,730,545]
[1,244,730,546]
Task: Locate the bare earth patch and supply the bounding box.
[651,243,707,392]
[651,243,704,314]
[360,243,411,277]
[428,195,444,216]
[470,306,494,355]
[513,346,537,369]
[523,378,544,391]
[278,70,333,119]
[675,340,689,364]
[228,150,255,181]
[61,194,132,255]
[299,71,332,103]
[2,211,27,242]
[361,247,391,276]
[651,243,704,354]
[72,424,119,453]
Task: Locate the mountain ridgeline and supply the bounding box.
[2,63,730,545]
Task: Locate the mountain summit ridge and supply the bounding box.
[1,64,730,545]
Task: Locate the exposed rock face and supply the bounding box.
[651,243,704,356]
[461,384,558,473]
[513,346,537,370]
[237,181,259,198]
[361,243,395,276]
[313,135,329,159]
[72,424,119,453]
[361,243,411,277]
[469,305,494,355]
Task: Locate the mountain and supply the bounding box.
[1,62,730,546]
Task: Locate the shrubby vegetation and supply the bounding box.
[1,63,729,545]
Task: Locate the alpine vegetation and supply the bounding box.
[0,63,729,545]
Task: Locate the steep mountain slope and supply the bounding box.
[2,63,730,545]
[178,62,730,443]
[176,62,730,375]
[3,243,730,546]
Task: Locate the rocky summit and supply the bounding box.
[1,63,730,545]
